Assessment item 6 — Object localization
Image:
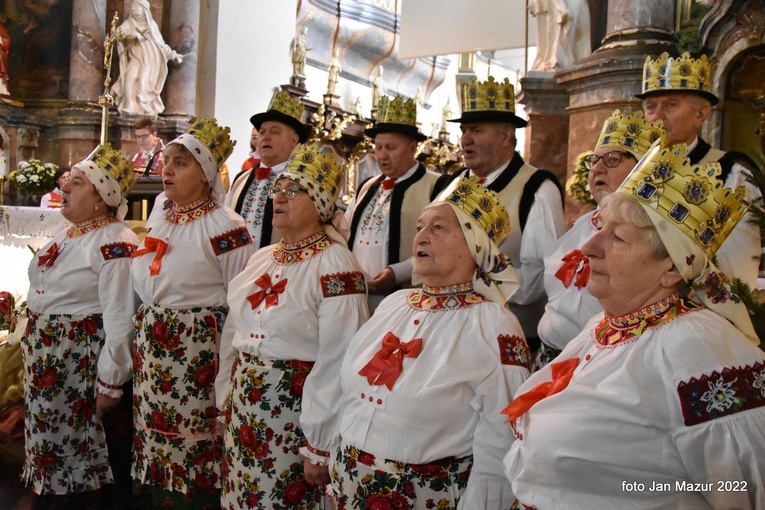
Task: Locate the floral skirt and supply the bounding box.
[330,442,473,510]
[131,304,226,507]
[21,311,113,495]
[221,352,321,509]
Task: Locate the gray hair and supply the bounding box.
[599,192,668,260]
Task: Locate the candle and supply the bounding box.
[0,149,7,177]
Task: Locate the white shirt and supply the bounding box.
[537,209,603,349]
[133,202,254,308]
[214,236,370,454]
[505,305,765,509]
[28,218,139,396]
[337,286,530,509]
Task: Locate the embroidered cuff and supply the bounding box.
[300,444,330,466]
[98,378,124,399]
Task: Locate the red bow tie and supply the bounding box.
[501,357,580,423]
[555,249,590,289]
[358,332,423,390]
[247,273,288,309]
[38,243,59,268]
[381,178,395,190]
[132,236,168,276]
[255,166,272,181]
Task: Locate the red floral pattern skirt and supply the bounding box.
[21,311,113,495]
[131,304,226,503]
[330,442,473,510]
[221,352,321,509]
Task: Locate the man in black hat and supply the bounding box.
[432,76,565,349]
[346,95,439,311]
[226,91,311,248]
[638,52,761,287]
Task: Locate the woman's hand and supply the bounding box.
[96,393,121,418]
[302,457,330,486]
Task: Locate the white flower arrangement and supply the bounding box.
[9,159,59,199]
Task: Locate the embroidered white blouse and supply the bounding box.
[537,209,603,350]
[505,300,765,509]
[132,200,254,309]
[27,217,139,397]
[336,284,531,509]
[214,233,370,456]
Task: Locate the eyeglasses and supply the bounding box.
[267,186,308,199]
[582,151,633,170]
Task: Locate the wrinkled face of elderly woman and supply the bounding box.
[582,196,681,317]
[162,144,209,207]
[60,168,106,224]
[271,177,322,243]
[413,203,477,288]
[586,148,637,204]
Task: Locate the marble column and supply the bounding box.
[59,0,109,169]
[554,0,677,223]
[163,0,200,121]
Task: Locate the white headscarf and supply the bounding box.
[73,160,130,221]
[166,134,225,204]
[425,201,520,306]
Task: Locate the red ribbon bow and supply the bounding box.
[131,237,168,276]
[247,273,288,309]
[358,332,423,390]
[554,249,590,289]
[38,243,59,268]
[501,357,580,422]
[242,156,261,172]
[380,178,395,190]
[255,166,272,181]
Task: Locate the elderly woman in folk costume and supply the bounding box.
[131,118,254,509]
[214,144,369,509]
[23,145,139,509]
[331,177,531,509]
[535,110,665,368]
[504,141,765,509]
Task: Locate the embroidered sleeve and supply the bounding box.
[497,334,532,371]
[210,226,253,256]
[100,242,138,260]
[320,271,367,298]
[677,361,765,426]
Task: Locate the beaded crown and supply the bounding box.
[436,175,511,245]
[461,76,516,115]
[185,117,236,168]
[639,52,717,104]
[268,90,305,123]
[619,141,748,258]
[85,143,136,199]
[596,110,666,158]
[378,96,417,127]
[284,144,343,199]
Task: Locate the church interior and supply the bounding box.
[0,0,764,508]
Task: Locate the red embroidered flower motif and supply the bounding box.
[83,317,98,335]
[247,388,262,404]
[41,367,58,389]
[357,451,376,466]
[194,364,214,388]
[152,321,168,341]
[151,410,168,431]
[289,372,308,398]
[245,493,260,507]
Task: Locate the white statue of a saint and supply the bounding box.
[111,0,182,116]
[440,97,453,132]
[371,66,384,110]
[529,0,590,72]
[327,49,341,96]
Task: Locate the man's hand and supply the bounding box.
[302,457,330,486]
[367,267,396,294]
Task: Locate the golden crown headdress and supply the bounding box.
[284,144,344,199]
[268,90,305,123]
[85,143,136,199]
[436,176,511,245]
[619,141,748,258]
[453,76,527,126]
[639,52,717,104]
[186,117,236,168]
[378,96,417,127]
[596,110,666,158]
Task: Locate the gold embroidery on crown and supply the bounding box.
[185,118,236,167]
[641,52,714,96]
[619,141,748,259]
[595,110,665,155]
[378,96,418,127]
[268,90,305,122]
[84,144,137,199]
[460,76,518,115]
[284,144,344,198]
[434,176,511,245]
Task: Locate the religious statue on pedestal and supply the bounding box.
[529,0,591,72]
[327,49,341,96]
[291,26,309,87]
[111,0,183,116]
